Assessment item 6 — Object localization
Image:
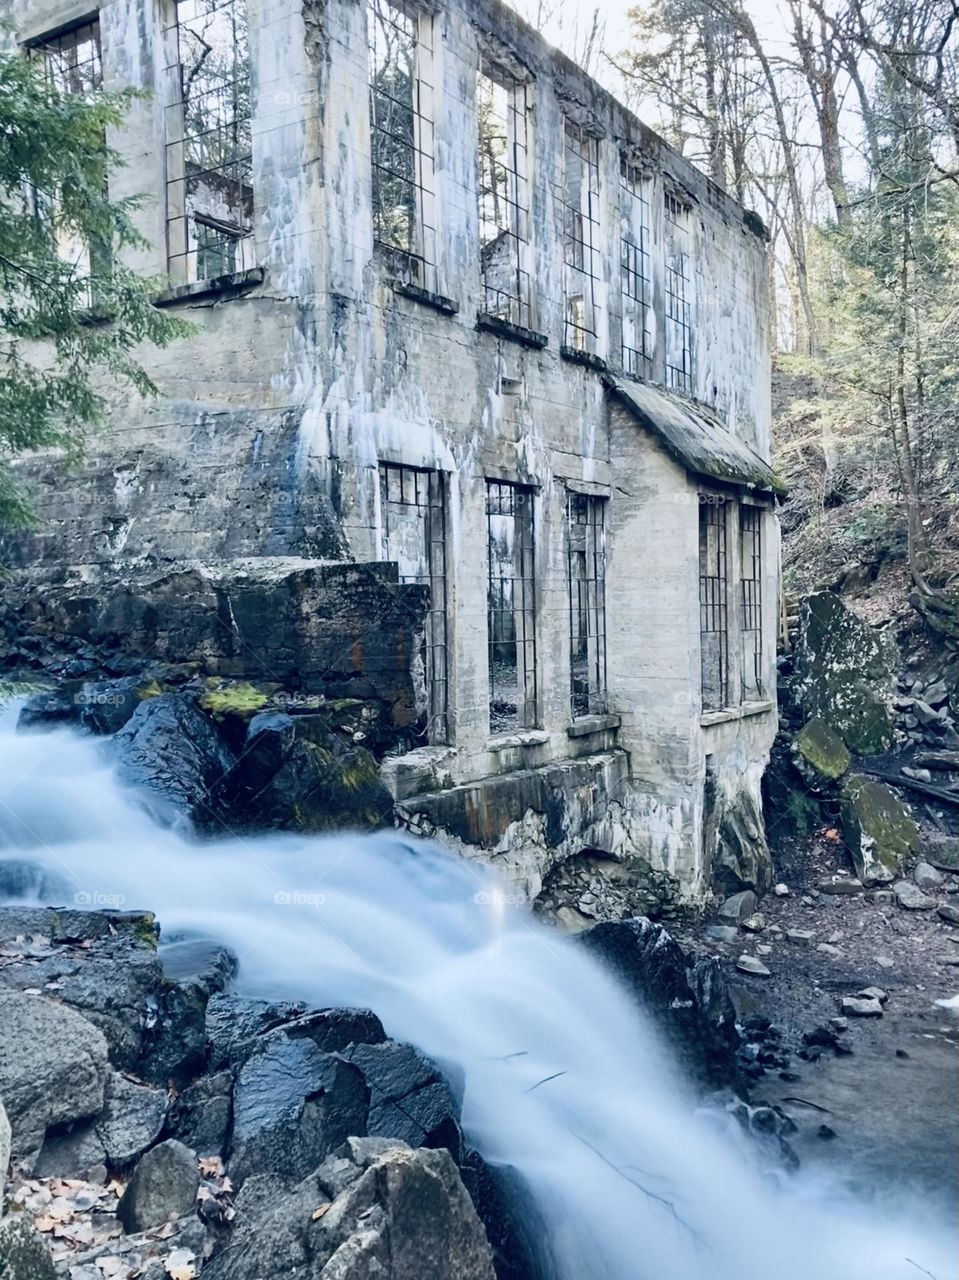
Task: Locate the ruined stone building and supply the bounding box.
[5,0,782,914]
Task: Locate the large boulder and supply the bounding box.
[203,1137,496,1280]
[205,997,385,1070]
[228,1030,370,1186]
[112,692,234,829]
[0,1216,57,1279]
[216,712,393,833]
[840,776,920,885]
[792,592,895,755]
[578,918,740,1087]
[791,716,851,791]
[704,777,773,896]
[34,1072,168,1178]
[0,991,109,1160]
[342,1041,463,1161]
[922,835,959,873]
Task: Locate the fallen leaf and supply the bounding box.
[164,1247,197,1280]
[34,1215,58,1232]
[95,1256,126,1277]
[151,1222,176,1240]
[823,828,840,841]
[198,1157,222,1178]
[311,1204,331,1221]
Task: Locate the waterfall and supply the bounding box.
[0,707,953,1280]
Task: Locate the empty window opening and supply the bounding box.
[665,193,692,393]
[30,20,107,305]
[562,122,600,353]
[477,62,531,330]
[620,162,651,378]
[486,480,537,733]
[165,0,254,284]
[379,463,449,744]
[740,506,764,700]
[568,493,608,718]
[368,0,437,290]
[699,498,730,711]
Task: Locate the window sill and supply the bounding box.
[560,345,607,373]
[701,700,774,727]
[476,313,548,349]
[391,279,459,315]
[155,266,265,308]
[567,714,621,738]
[487,730,549,752]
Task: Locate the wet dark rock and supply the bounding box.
[840,776,920,885]
[205,995,385,1070]
[165,1070,233,1158]
[76,677,148,734]
[16,686,82,731]
[936,903,959,925]
[343,1040,463,1161]
[717,890,758,925]
[112,693,234,830]
[228,1030,370,1185]
[117,1138,200,1232]
[579,918,741,1087]
[34,1072,167,1177]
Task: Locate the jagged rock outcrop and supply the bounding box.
[203,1137,497,1280]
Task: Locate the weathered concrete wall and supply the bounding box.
[1,0,778,907]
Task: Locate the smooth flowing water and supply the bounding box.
[0,707,954,1280]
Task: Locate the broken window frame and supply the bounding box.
[699,495,731,711]
[486,479,537,733]
[664,192,693,393]
[476,59,533,331]
[561,121,601,354]
[164,0,255,286]
[740,504,765,702]
[567,492,608,719]
[619,161,651,379]
[29,19,108,307]
[379,462,450,745]
[368,0,438,293]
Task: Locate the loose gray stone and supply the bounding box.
[841,996,883,1017]
[773,883,790,896]
[786,929,815,947]
[736,954,771,976]
[705,925,739,943]
[717,891,758,925]
[35,1072,168,1178]
[117,1139,200,1233]
[817,944,842,958]
[875,956,895,969]
[0,992,109,1159]
[0,1215,56,1279]
[924,681,949,706]
[858,986,888,1004]
[893,881,936,910]
[923,837,959,873]
[913,861,944,892]
[741,914,766,932]
[818,877,864,896]
[937,903,959,925]
[913,700,945,727]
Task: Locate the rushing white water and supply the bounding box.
[0,706,954,1280]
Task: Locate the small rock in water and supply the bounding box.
[773,883,790,897]
[787,929,815,947]
[893,881,936,910]
[741,914,766,933]
[913,861,944,892]
[736,954,771,977]
[858,986,888,1004]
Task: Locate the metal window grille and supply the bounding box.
[368,0,437,291]
[568,493,608,718]
[164,0,253,285]
[30,21,106,307]
[380,463,449,744]
[664,193,692,393]
[486,480,537,733]
[33,20,102,94]
[620,161,651,378]
[477,62,531,330]
[740,505,764,700]
[699,498,730,711]
[561,122,600,353]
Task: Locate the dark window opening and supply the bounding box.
[665,193,692,393]
[740,505,764,700]
[486,480,536,733]
[165,0,254,285]
[380,463,449,744]
[620,161,651,378]
[568,493,608,718]
[33,19,102,94]
[368,0,436,291]
[562,122,600,353]
[699,498,730,711]
[477,62,531,330]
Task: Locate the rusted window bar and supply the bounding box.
[568,493,608,718]
[620,161,651,378]
[699,497,730,710]
[664,192,693,392]
[486,480,537,733]
[379,462,450,744]
[740,505,764,699]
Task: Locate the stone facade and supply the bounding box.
[2,0,780,909]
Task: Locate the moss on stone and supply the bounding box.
[794,716,851,783]
[840,775,919,885]
[199,681,269,720]
[136,678,165,700]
